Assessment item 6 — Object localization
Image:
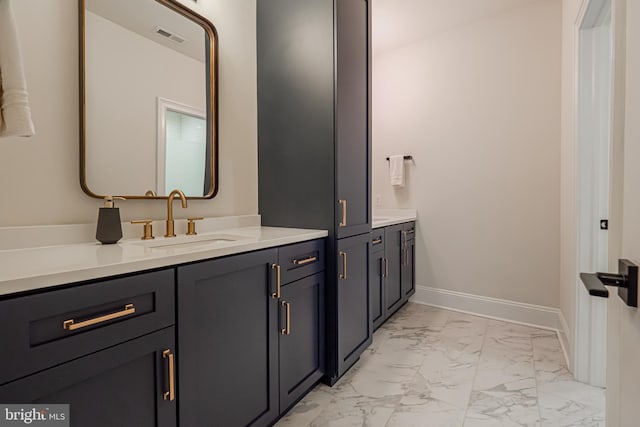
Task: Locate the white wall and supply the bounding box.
[0,0,257,226]
[373,0,562,308]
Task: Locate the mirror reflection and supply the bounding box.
[80,0,217,198]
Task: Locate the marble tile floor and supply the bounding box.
[276,303,605,427]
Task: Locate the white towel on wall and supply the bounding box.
[389,155,405,187]
[0,0,35,138]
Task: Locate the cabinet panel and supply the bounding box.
[279,273,325,411]
[336,0,370,238]
[178,249,279,427]
[0,327,176,427]
[384,225,403,315]
[257,0,336,232]
[402,232,416,300]
[336,233,372,376]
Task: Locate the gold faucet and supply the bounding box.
[165,189,188,237]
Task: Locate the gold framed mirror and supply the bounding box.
[79,0,218,199]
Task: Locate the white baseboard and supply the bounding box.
[411,284,567,337]
[557,309,572,372]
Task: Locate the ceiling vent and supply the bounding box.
[154,26,186,44]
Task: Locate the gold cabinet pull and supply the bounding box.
[271,264,281,298]
[162,350,175,401]
[339,251,347,279]
[281,301,291,335]
[372,238,382,245]
[339,199,347,227]
[293,256,317,266]
[63,304,135,331]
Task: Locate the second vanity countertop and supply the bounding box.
[0,216,327,297]
[372,209,417,229]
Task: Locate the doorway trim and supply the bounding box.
[574,0,613,388]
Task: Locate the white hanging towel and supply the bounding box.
[0,0,35,138]
[389,155,405,187]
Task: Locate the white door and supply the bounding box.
[607,0,640,425]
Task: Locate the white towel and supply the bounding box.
[0,0,35,138]
[389,155,405,187]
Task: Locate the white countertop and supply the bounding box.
[372,209,417,229]
[0,217,327,297]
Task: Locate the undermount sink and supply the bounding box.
[134,234,253,251]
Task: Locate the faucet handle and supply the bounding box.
[186,217,204,236]
[131,219,154,240]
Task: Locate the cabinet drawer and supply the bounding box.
[371,230,384,252]
[278,239,325,284]
[0,269,175,385]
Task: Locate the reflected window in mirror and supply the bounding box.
[79,0,218,199]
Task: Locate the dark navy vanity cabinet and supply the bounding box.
[257,0,372,383]
[0,239,326,427]
[370,221,417,330]
[177,239,326,427]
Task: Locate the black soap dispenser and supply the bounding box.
[96,196,125,244]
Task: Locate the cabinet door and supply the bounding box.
[336,0,371,238]
[0,327,176,427]
[336,233,372,376]
[178,249,279,427]
[385,224,403,316]
[279,273,325,411]
[370,249,385,330]
[402,223,416,301]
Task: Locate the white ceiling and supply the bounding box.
[86,0,206,62]
[372,0,544,54]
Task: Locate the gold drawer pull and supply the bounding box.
[339,199,347,227]
[163,350,175,401]
[372,238,382,245]
[293,256,317,266]
[281,301,291,335]
[63,304,135,331]
[339,251,347,279]
[271,264,281,299]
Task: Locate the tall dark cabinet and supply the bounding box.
[258,0,372,383]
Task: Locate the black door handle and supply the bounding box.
[579,259,638,307]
